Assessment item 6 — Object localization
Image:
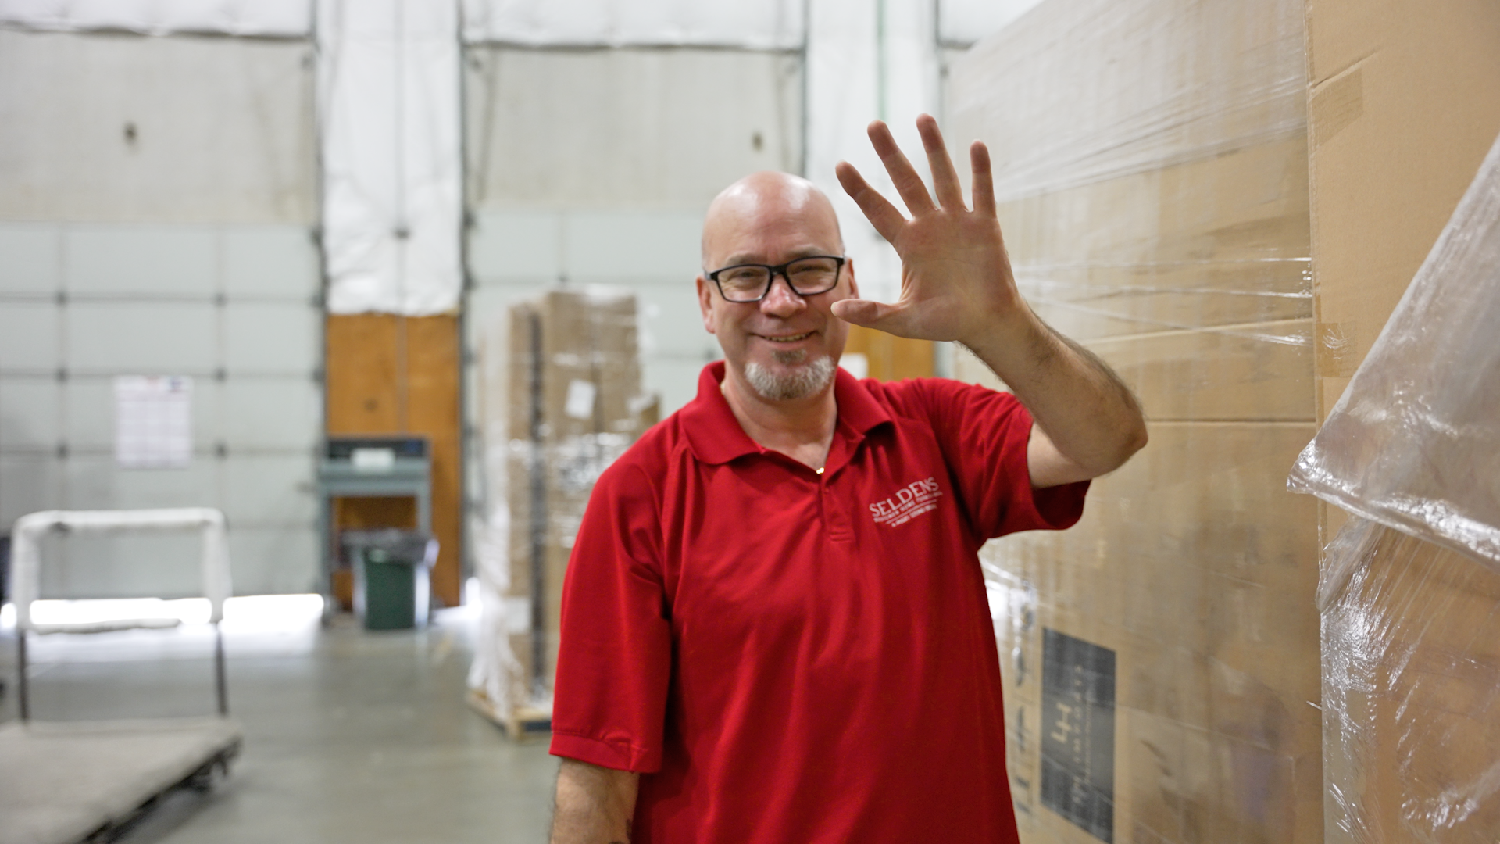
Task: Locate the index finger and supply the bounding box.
[836,160,908,245]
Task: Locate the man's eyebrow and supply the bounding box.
[719,247,835,265]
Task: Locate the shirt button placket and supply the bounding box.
[822,469,853,542]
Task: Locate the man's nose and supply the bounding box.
[760,272,806,315]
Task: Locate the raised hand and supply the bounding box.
[832,115,1031,348]
[837,114,1148,485]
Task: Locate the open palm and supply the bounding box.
[832,115,1027,347]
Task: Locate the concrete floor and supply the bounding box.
[0,606,559,843]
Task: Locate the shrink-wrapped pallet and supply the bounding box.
[470,287,655,734]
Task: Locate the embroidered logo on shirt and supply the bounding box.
[869,476,942,527]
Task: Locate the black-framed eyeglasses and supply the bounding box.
[706,255,847,303]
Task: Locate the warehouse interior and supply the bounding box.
[1,0,1499,842]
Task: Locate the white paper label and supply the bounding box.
[115,376,193,468]
[565,380,597,420]
[504,596,532,634]
[351,448,396,471]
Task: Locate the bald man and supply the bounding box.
[547,116,1147,844]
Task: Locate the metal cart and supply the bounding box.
[0,509,244,844]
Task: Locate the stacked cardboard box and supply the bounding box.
[949,0,1323,840]
[472,287,655,733]
[949,0,1500,839]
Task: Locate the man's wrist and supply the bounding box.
[957,305,1054,378]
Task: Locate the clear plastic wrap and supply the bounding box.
[947,1,1323,840]
[1289,128,1500,843]
[468,286,652,734]
[1289,130,1500,570]
[1317,517,1500,841]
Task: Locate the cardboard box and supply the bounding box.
[1305,0,1500,530]
[1304,0,1500,838]
[473,287,653,729]
[951,0,1500,838]
[948,0,1323,840]
[522,289,646,697]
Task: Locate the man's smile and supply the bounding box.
[758,331,814,343]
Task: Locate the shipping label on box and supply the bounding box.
[1040,628,1118,843]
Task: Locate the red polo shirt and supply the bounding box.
[551,361,1088,843]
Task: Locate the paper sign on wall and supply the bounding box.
[565,379,597,420]
[115,376,193,468]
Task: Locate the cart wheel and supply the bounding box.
[187,753,232,793]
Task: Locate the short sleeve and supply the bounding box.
[549,459,673,773]
[898,379,1088,539]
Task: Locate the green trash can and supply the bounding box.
[344,529,438,631]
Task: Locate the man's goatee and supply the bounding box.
[745,356,836,401]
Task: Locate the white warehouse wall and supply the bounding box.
[0,29,322,599]
[1,0,1032,598]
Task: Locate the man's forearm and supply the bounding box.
[551,759,640,844]
[964,309,1147,483]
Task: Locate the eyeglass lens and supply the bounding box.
[716,257,841,302]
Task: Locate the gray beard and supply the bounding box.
[744,352,836,401]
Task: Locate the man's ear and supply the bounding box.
[844,257,860,299]
[696,276,717,334]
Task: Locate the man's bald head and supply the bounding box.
[701,172,844,269]
[695,170,856,406]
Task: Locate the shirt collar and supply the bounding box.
[680,360,893,466]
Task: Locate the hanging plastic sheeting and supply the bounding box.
[458,0,802,47]
[0,0,311,37]
[805,0,939,307]
[1288,129,1500,571]
[1315,517,1500,840]
[318,0,463,315]
[1289,130,1500,842]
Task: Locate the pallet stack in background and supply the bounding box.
[948,0,1500,841]
[470,287,657,735]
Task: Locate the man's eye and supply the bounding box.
[723,268,766,284]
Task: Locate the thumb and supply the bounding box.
[830,297,894,327]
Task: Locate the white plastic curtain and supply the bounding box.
[806,0,937,305]
[317,0,463,315]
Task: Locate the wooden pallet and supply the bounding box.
[466,688,552,741]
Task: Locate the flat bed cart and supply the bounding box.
[0,509,244,844]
